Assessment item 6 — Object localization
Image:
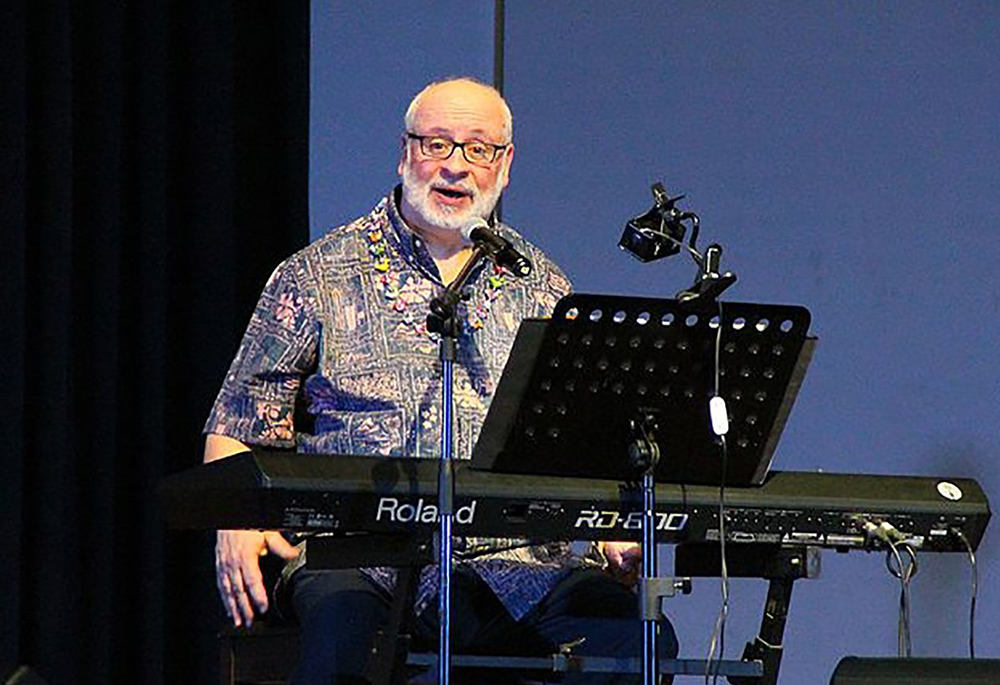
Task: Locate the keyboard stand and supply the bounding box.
[306,534,802,684]
[306,533,765,683]
[406,653,763,679]
[675,543,821,685]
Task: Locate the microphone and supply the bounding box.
[461,218,533,277]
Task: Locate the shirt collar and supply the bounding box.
[385,184,425,266]
[385,185,499,287]
[384,185,462,287]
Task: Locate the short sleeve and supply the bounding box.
[203,257,319,447]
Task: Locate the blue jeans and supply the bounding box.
[287,566,678,685]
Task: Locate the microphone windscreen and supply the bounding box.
[460,218,490,243]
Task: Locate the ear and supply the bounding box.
[396,136,408,177]
[499,144,514,189]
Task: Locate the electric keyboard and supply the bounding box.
[161,450,989,552]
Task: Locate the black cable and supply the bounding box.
[705,301,728,685]
[953,528,978,659]
[884,540,917,658]
[707,435,729,685]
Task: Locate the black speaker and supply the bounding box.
[831,657,1000,684]
[2,666,49,685]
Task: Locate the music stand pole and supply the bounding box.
[630,414,663,685]
[642,467,659,685]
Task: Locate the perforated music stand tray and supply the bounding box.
[472,293,815,486]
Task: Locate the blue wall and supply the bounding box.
[309,2,494,230]
[311,2,999,681]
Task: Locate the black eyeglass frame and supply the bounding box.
[405,132,510,166]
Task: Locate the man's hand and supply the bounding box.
[214,529,300,628]
[600,541,642,586]
[204,435,300,626]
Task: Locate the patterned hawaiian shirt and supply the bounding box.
[205,187,602,619]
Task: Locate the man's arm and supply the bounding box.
[204,432,253,462]
[205,434,300,628]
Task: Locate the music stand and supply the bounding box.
[472,292,814,684]
[474,293,813,486]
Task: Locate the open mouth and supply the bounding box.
[432,186,473,201]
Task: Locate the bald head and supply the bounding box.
[397,77,515,242]
[404,78,513,143]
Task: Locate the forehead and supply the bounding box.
[410,82,508,141]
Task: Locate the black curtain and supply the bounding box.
[0,2,309,683]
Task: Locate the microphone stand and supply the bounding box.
[425,245,488,685]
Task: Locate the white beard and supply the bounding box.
[400,159,506,232]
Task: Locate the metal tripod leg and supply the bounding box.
[729,576,794,685]
[675,543,820,685]
[365,553,423,685]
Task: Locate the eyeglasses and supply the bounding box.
[405,132,509,166]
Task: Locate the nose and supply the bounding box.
[437,150,472,180]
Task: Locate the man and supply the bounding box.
[204,77,678,684]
